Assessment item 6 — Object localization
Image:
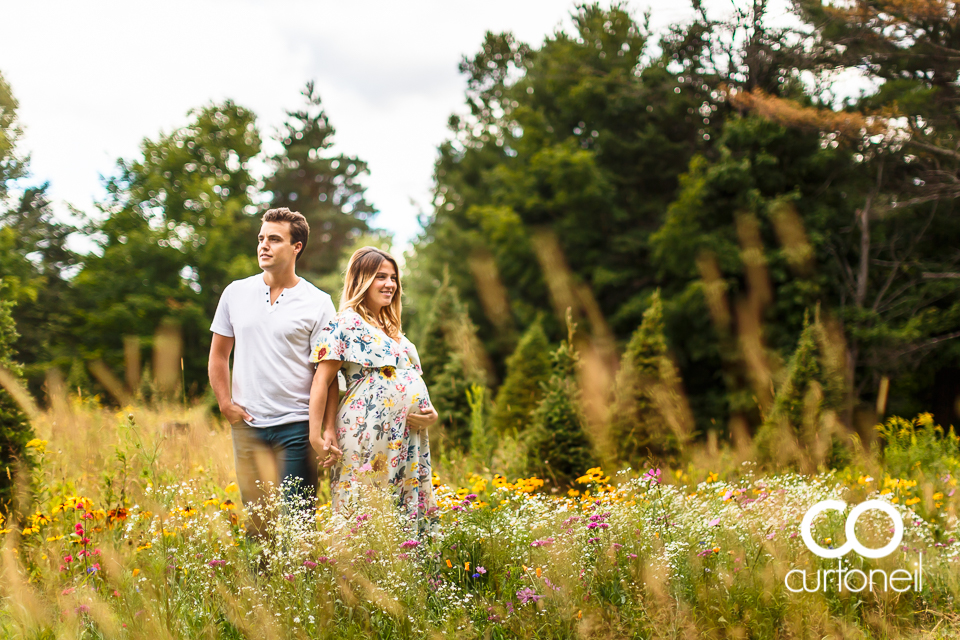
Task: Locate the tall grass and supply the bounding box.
[1,399,959,639]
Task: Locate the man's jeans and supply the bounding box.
[231,420,318,530]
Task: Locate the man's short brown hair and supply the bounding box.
[262,208,309,261]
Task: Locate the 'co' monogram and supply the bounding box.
[800,499,903,559]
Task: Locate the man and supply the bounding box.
[208,207,340,524]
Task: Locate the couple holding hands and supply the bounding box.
[207,208,439,534]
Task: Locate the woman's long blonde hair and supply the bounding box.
[340,247,403,340]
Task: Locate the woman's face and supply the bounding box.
[363,258,397,313]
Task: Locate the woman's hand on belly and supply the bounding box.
[407,405,438,432]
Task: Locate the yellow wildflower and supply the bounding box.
[25,439,48,452]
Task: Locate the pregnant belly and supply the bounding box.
[339,369,432,424]
[394,368,431,413]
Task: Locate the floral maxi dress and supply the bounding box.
[310,309,437,531]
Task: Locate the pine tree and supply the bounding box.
[609,291,683,463]
[265,82,376,277]
[490,321,551,434]
[0,297,34,513]
[416,273,488,449]
[526,333,595,485]
[755,310,851,470]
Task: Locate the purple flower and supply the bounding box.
[303,560,318,569]
[530,537,555,547]
[465,493,478,501]
[400,540,420,549]
[612,543,623,550]
[472,573,480,578]
[516,587,543,605]
[476,566,486,574]
[208,559,226,568]
[587,522,599,530]
[708,517,720,527]
[644,468,662,485]
[588,537,600,544]
[398,553,409,560]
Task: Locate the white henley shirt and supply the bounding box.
[210,274,336,427]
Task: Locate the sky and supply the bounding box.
[0,0,781,250]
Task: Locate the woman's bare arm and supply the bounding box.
[310,360,343,466]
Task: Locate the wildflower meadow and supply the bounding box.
[1,399,958,639]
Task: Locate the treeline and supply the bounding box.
[2,2,960,491]
[405,1,960,451]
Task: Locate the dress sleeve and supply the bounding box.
[310,311,401,368]
[402,338,424,374]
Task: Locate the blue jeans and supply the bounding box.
[231,421,318,521]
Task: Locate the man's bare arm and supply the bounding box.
[208,333,251,424]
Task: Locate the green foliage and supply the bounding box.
[649,116,849,431]
[416,274,488,449]
[466,384,495,468]
[0,185,78,393]
[526,334,594,485]
[875,413,960,478]
[0,297,33,512]
[489,320,550,435]
[412,4,715,365]
[69,101,263,396]
[265,82,377,277]
[609,290,682,462]
[0,69,26,200]
[755,312,852,470]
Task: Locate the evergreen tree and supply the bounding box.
[0,296,33,513]
[755,311,851,470]
[526,332,595,485]
[609,290,683,462]
[490,320,550,434]
[265,82,377,277]
[416,273,488,449]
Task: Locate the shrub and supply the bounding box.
[525,335,595,486]
[609,290,684,463]
[755,310,852,471]
[490,321,550,435]
[416,273,488,449]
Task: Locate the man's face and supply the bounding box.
[257,221,301,271]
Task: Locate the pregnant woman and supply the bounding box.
[308,247,439,532]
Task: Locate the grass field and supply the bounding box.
[1,399,959,639]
